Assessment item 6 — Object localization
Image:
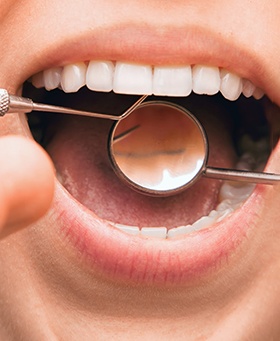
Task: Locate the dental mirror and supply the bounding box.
[109,102,207,195]
[109,101,280,196]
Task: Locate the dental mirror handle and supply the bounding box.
[0,89,148,120]
[205,167,280,185]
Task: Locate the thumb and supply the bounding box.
[0,135,55,239]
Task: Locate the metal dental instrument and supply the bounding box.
[0,88,148,120]
[1,87,280,196]
[109,101,280,196]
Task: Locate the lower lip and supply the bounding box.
[55,180,265,285]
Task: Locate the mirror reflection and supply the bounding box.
[110,102,207,195]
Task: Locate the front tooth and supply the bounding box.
[86,60,114,92]
[113,62,153,95]
[220,69,242,101]
[192,65,220,95]
[43,67,62,91]
[153,65,192,96]
[141,227,167,239]
[61,62,87,93]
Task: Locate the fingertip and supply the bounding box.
[0,135,55,238]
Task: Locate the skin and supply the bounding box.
[1,1,280,340]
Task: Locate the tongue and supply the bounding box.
[46,94,236,228]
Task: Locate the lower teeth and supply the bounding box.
[109,134,270,239]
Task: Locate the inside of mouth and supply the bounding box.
[23,83,272,234]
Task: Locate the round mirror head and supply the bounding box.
[109,101,208,196]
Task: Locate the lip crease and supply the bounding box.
[6,22,280,285]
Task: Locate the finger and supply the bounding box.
[0,135,55,239]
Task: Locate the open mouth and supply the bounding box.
[21,60,280,284]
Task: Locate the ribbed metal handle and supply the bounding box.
[0,89,9,116]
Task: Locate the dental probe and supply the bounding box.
[0,88,148,120]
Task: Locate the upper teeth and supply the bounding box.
[32,61,264,101]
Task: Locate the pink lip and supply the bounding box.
[55,179,268,285]
[6,16,280,285]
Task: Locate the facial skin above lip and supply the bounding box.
[1,1,280,340]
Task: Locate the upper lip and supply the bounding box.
[3,12,280,285]
[2,14,277,103]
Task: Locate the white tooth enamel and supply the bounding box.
[43,67,62,91]
[192,65,220,95]
[32,72,44,88]
[38,60,261,101]
[114,224,140,236]
[242,79,256,98]
[217,208,234,222]
[236,153,256,171]
[86,60,114,92]
[141,227,167,239]
[113,62,153,95]
[216,199,241,212]
[168,225,195,238]
[253,88,265,100]
[208,210,223,220]
[192,216,215,231]
[61,62,87,93]
[153,65,192,96]
[220,69,242,101]
[219,181,255,202]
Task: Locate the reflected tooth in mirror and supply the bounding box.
[32,72,44,88]
[141,227,167,239]
[242,79,256,98]
[113,62,153,95]
[220,69,242,101]
[86,60,114,92]
[43,67,62,91]
[153,65,192,96]
[61,62,87,93]
[192,65,220,95]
